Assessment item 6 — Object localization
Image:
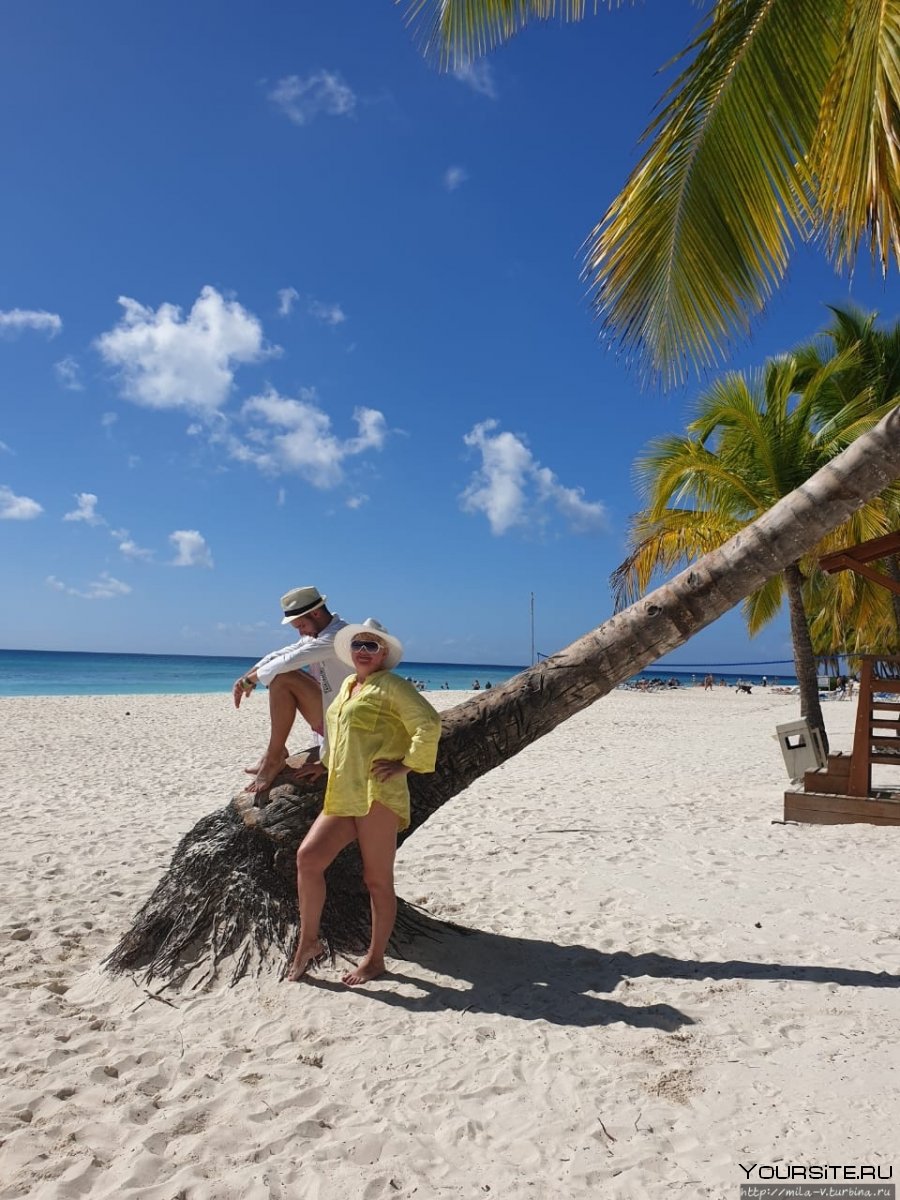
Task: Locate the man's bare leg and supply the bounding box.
[247,672,324,792]
[243,747,289,776]
[342,802,399,986]
[288,814,356,981]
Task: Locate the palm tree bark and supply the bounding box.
[106,406,900,987]
[783,561,828,752]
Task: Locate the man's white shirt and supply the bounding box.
[251,613,353,714]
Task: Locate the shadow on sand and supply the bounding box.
[305,913,899,1032]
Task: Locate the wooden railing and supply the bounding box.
[848,655,900,796]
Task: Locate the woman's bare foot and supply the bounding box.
[287,938,327,982]
[341,954,385,987]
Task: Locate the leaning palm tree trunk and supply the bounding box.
[106,408,900,987]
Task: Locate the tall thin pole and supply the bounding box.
[530,591,535,665]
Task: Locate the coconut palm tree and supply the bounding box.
[610,353,900,749]
[805,305,900,638]
[402,1,900,385]
[107,408,900,986]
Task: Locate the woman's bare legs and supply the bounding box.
[288,813,356,981]
[342,802,400,987]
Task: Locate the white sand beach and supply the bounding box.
[1,686,898,1198]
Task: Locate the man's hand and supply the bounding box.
[232,674,256,709]
[291,760,327,782]
[371,759,410,783]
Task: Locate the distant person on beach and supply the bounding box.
[232,586,352,793]
[472,679,481,690]
[703,674,714,691]
[761,675,768,688]
[287,619,441,987]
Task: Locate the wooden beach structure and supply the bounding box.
[784,532,900,826]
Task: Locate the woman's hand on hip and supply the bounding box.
[371,759,410,782]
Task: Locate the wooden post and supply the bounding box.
[847,658,875,797]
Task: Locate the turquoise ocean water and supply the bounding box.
[0,649,527,697]
[0,648,797,697]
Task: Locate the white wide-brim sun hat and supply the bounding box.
[334,618,404,671]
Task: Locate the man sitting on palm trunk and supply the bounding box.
[233,586,352,793]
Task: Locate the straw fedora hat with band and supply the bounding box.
[280,586,327,624]
[334,619,404,671]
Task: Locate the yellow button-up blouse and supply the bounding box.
[321,670,442,830]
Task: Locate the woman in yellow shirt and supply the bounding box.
[288,619,441,986]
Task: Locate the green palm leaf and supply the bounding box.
[742,573,784,636]
[613,323,900,655]
[815,0,900,272]
[610,506,742,609]
[401,1,900,385]
[402,0,622,68]
[585,0,839,384]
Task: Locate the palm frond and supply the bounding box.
[814,0,900,274]
[806,563,897,653]
[741,572,785,635]
[585,0,842,385]
[401,0,622,68]
[610,507,742,610]
[633,431,765,518]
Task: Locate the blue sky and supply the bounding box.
[1,1,897,668]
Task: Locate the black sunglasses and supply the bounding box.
[350,639,384,653]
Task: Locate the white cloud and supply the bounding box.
[461,421,532,535]
[100,412,118,429]
[63,492,105,525]
[453,61,498,99]
[276,487,286,507]
[234,388,387,487]
[532,466,609,533]
[443,166,469,192]
[96,285,270,415]
[0,484,42,520]
[46,571,131,599]
[268,71,356,126]
[278,287,299,316]
[54,356,83,390]
[127,455,141,469]
[346,494,368,509]
[170,529,213,568]
[119,537,154,561]
[110,522,152,559]
[0,441,11,454]
[308,298,346,326]
[0,308,62,337]
[461,420,607,536]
